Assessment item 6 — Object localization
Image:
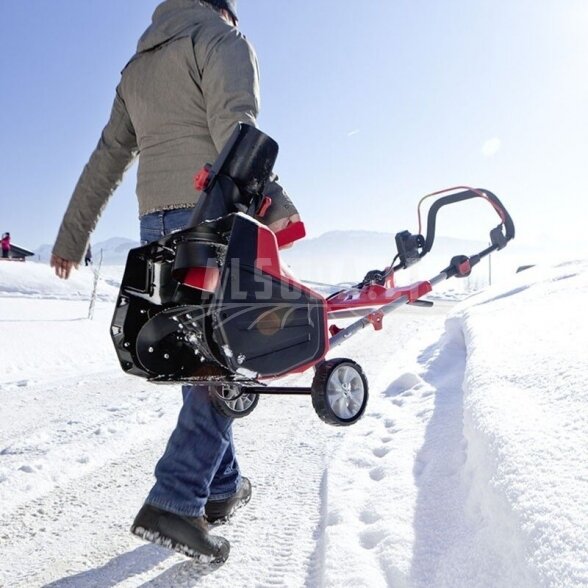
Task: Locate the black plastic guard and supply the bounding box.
[211,215,328,378]
[110,226,227,379]
[190,124,279,227]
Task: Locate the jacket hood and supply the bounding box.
[137,0,215,53]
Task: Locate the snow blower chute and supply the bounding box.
[111,124,515,426]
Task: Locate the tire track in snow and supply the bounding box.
[0,369,148,443]
[0,370,176,515]
[0,432,172,587]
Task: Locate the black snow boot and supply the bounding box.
[131,504,230,564]
[205,477,252,524]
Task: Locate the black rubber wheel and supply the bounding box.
[311,359,369,426]
[210,386,259,419]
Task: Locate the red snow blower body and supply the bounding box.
[111,124,515,425]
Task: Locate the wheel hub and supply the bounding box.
[327,365,365,420]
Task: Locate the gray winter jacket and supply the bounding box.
[53,0,296,262]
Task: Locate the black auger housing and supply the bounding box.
[110,124,328,384]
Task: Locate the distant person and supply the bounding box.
[84,244,92,266]
[1,232,10,258]
[50,0,299,564]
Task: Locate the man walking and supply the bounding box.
[84,244,92,266]
[52,0,299,563]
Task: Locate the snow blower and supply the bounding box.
[111,124,515,426]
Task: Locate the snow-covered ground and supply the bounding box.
[0,259,586,587]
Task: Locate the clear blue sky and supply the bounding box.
[1,0,587,252]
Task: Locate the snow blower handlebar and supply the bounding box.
[331,187,516,348]
[394,187,515,272]
[431,187,515,279]
[420,187,515,254]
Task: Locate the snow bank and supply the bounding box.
[0,262,120,388]
[454,260,588,587]
[0,260,118,301]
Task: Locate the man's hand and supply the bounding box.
[267,213,301,249]
[267,213,301,233]
[50,254,79,280]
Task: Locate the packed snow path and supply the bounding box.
[0,296,452,587]
[1,261,586,587]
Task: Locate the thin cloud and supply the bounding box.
[347,129,361,137]
[482,137,501,157]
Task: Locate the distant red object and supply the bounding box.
[1,232,10,258]
[0,238,34,262]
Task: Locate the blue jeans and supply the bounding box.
[140,209,241,517]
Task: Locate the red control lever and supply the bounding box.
[275,221,306,249]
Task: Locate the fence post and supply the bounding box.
[88,249,104,320]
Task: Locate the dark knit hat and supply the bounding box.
[202,0,238,23]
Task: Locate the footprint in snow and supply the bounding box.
[93,426,118,435]
[19,464,36,474]
[369,466,386,482]
[372,446,392,458]
[359,509,382,525]
[384,419,400,434]
[384,372,423,398]
[360,528,386,550]
[326,510,343,527]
